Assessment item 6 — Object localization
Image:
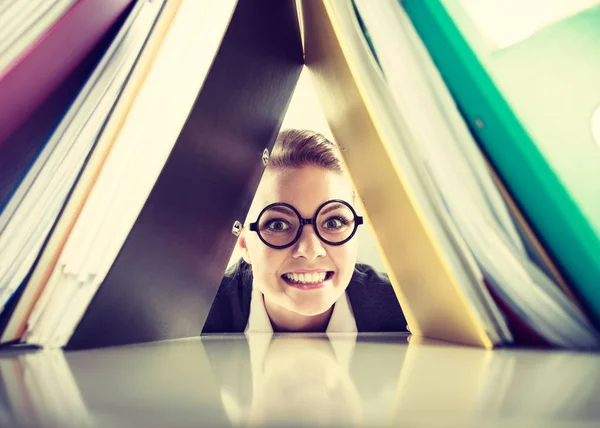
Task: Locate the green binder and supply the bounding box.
[403,0,600,325]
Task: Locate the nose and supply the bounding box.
[291,225,326,260]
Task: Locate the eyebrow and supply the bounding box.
[263,202,349,218]
[266,206,296,216]
[318,203,345,217]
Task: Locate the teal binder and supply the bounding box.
[403,0,600,325]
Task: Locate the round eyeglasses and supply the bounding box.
[249,199,364,249]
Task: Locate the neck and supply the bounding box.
[263,296,334,333]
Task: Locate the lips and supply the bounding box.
[280,271,334,290]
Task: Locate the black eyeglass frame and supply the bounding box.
[249,199,364,250]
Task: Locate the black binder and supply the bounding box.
[66,0,303,350]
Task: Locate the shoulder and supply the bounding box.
[202,259,252,333]
[351,263,392,286]
[347,263,407,332]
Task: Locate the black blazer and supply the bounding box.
[202,259,407,333]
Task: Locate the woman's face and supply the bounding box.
[240,165,359,317]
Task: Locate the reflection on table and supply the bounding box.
[0,333,599,427]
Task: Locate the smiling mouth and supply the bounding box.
[280,271,334,289]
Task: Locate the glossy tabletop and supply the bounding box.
[1,333,599,427]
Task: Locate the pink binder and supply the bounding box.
[0,0,134,147]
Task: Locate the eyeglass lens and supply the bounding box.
[256,201,356,247]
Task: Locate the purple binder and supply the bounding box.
[0,0,134,147]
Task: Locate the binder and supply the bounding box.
[0,0,302,350]
[487,165,582,307]
[1,0,597,351]
[303,0,599,349]
[0,0,135,146]
[1,0,181,344]
[0,23,120,216]
[59,0,302,350]
[302,0,500,348]
[403,0,600,326]
[0,0,164,323]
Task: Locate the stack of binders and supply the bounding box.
[0,0,598,351]
[0,0,303,350]
[302,0,600,348]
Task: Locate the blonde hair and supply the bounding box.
[268,129,344,172]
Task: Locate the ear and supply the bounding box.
[238,229,252,265]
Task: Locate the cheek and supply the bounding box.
[329,243,359,279]
[247,238,288,280]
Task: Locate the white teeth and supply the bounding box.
[284,272,327,284]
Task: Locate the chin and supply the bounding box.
[289,299,335,317]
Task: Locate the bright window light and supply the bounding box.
[457,0,600,48]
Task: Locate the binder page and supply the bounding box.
[1,0,182,345]
[0,1,157,314]
[26,0,238,347]
[0,0,77,73]
[319,0,508,344]
[18,0,166,344]
[0,0,56,56]
[354,0,600,348]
